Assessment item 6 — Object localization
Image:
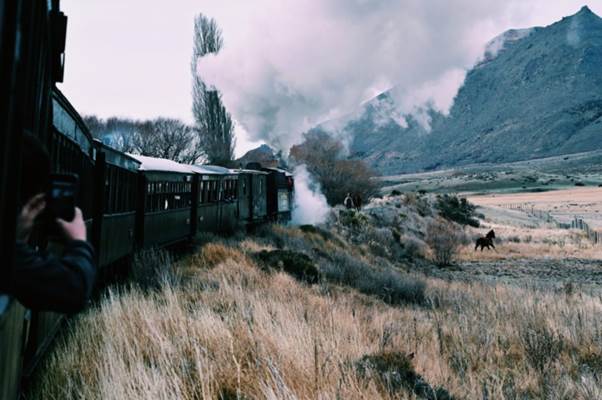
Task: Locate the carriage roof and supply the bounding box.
[262,167,293,177]
[128,154,194,174]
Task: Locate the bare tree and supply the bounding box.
[132,118,202,164]
[290,130,378,206]
[191,14,236,166]
[84,115,203,164]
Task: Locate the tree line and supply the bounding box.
[86,14,235,166]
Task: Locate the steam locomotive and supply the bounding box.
[0,1,294,398]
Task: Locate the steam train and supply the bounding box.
[0,1,294,398]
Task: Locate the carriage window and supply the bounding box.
[105,177,111,214]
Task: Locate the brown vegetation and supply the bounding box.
[426,219,465,266]
[29,193,602,399]
[289,130,378,206]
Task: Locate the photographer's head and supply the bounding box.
[20,133,51,206]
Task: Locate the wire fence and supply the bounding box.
[499,203,601,245]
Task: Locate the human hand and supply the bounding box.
[16,193,46,242]
[56,207,87,242]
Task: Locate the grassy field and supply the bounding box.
[467,187,602,229]
[30,193,602,399]
[378,150,602,195]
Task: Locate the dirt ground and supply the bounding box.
[429,258,602,291]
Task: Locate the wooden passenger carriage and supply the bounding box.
[129,155,194,248]
[193,165,240,234]
[94,142,141,267]
[0,1,295,397]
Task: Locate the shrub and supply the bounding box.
[299,224,340,244]
[254,249,320,284]
[520,318,564,373]
[289,130,379,205]
[321,251,426,305]
[426,219,464,266]
[338,209,369,228]
[435,194,479,227]
[195,242,244,268]
[403,192,431,217]
[399,237,425,260]
[355,351,455,399]
[255,224,307,251]
[131,248,175,289]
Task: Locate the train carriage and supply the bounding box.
[131,155,194,248]
[262,167,294,222]
[20,88,98,383]
[245,163,294,222]
[0,1,67,397]
[237,169,269,225]
[0,2,296,397]
[50,89,96,223]
[94,142,141,267]
[193,165,239,234]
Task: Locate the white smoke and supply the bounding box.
[59,0,596,148]
[480,28,536,63]
[193,0,590,150]
[291,165,330,225]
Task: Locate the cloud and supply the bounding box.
[60,0,597,154]
[196,0,593,150]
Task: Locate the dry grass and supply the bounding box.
[467,187,602,229]
[458,208,602,262]
[29,194,602,399]
[31,235,602,399]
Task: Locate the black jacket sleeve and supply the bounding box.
[11,240,97,314]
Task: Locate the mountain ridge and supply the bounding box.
[309,6,602,174]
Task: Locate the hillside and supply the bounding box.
[379,149,602,194]
[30,193,602,399]
[312,6,602,174]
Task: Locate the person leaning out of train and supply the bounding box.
[3,134,97,314]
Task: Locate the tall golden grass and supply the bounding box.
[30,236,602,399]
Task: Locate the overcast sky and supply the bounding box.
[59,0,602,156]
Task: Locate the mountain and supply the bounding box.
[236,144,282,168]
[311,6,602,175]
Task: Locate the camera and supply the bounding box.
[46,173,79,221]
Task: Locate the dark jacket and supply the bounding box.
[9,240,96,314]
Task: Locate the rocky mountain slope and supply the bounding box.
[312,6,602,175]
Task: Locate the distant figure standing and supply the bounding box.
[344,193,355,210]
[352,193,362,211]
[475,230,496,251]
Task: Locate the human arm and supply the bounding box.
[11,202,96,314]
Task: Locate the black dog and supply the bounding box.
[475,229,496,251]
